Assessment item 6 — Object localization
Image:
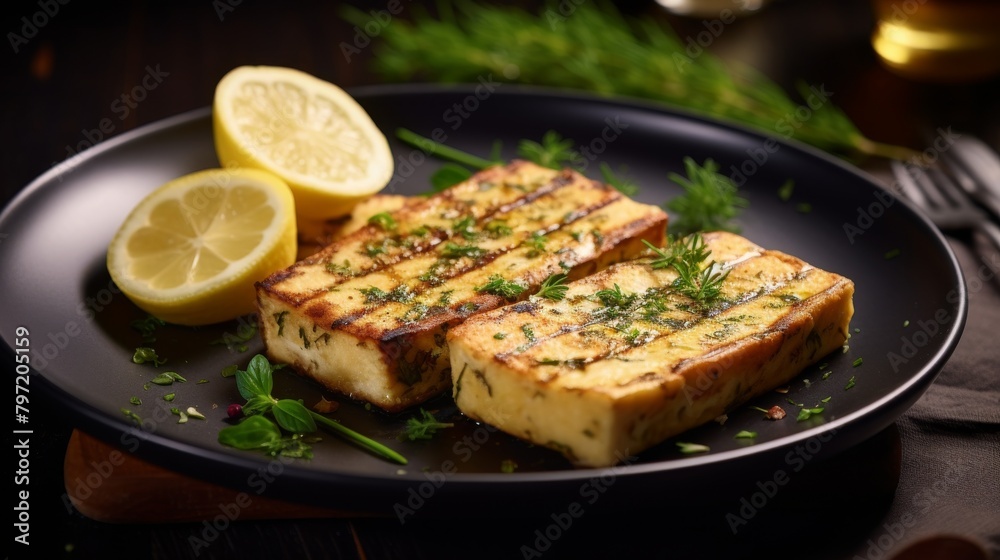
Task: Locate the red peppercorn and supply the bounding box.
[227,403,243,418]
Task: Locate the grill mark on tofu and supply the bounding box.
[492,253,827,371]
[256,161,669,411]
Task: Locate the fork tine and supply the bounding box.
[926,167,977,210]
[891,161,932,208]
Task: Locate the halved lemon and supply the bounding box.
[213,65,394,222]
[107,168,297,326]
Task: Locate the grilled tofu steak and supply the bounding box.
[447,232,855,467]
[257,161,668,412]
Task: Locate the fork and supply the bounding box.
[890,160,1000,253]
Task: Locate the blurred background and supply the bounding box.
[3,0,999,558]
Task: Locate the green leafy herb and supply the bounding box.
[367,211,397,231]
[430,162,474,192]
[521,324,536,341]
[599,162,639,196]
[666,158,747,235]
[129,396,141,406]
[517,130,579,170]
[476,274,525,300]
[501,459,518,473]
[485,220,513,238]
[326,260,355,276]
[441,242,485,260]
[130,315,165,343]
[523,231,548,257]
[163,393,175,402]
[820,396,832,403]
[903,320,910,327]
[132,347,165,367]
[402,408,454,441]
[361,3,915,160]
[778,179,795,202]
[594,284,635,309]
[796,407,825,422]
[360,285,414,305]
[452,215,478,240]
[121,408,141,425]
[734,430,758,439]
[821,371,832,380]
[676,442,710,454]
[493,332,507,340]
[852,357,864,367]
[221,364,239,378]
[536,273,569,301]
[150,371,186,386]
[845,376,856,390]
[221,354,407,464]
[644,234,729,306]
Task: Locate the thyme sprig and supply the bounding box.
[357,2,915,160]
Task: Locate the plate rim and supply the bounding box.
[1,84,968,490]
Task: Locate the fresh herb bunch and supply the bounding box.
[218,354,407,464]
[667,158,747,235]
[644,233,729,306]
[354,2,914,160]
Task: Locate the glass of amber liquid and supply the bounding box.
[871,0,1000,82]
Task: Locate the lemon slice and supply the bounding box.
[213,65,394,222]
[107,168,297,326]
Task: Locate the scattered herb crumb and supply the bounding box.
[132,347,165,366]
[796,407,824,422]
[778,179,794,202]
[884,248,901,260]
[852,357,863,367]
[734,430,757,439]
[163,393,175,402]
[903,320,910,327]
[820,396,832,403]
[796,202,812,213]
[493,332,507,340]
[501,459,518,473]
[221,364,239,378]
[822,371,832,380]
[845,376,856,390]
[676,441,710,454]
[129,396,141,406]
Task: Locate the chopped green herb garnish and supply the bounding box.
[535,273,569,301]
[523,231,548,257]
[326,260,355,276]
[676,442,710,454]
[441,242,485,259]
[222,364,239,378]
[521,324,536,341]
[452,215,478,240]
[500,459,518,473]
[845,376,856,390]
[796,202,812,213]
[796,407,824,422]
[599,162,640,196]
[821,371,832,380]
[367,212,397,231]
[903,320,910,327]
[163,393,176,402]
[734,430,757,439]
[402,408,454,441]
[132,347,166,367]
[476,274,525,300]
[485,220,513,237]
[778,179,794,202]
[594,283,636,309]
[121,408,141,425]
[644,234,728,306]
[493,332,507,340]
[360,285,414,305]
[129,396,141,406]
[884,248,901,260]
[150,371,186,386]
[852,357,863,367]
[130,315,166,343]
[820,396,832,403]
[666,157,746,235]
[517,130,579,170]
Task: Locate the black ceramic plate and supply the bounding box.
[0,86,965,514]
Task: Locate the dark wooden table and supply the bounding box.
[5,1,999,559]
